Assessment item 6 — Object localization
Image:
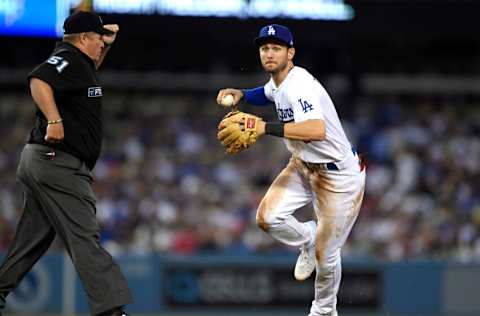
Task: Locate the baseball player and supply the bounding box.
[0,12,132,316]
[217,24,366,316]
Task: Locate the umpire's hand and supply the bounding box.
[102,24,119,45]
[45,122,64,143]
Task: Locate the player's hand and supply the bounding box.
[219,112,266,137]
[216,88,243,107]
[102,24,119,45]
[44,122,64,143]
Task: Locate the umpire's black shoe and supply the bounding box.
[98,307,129,316]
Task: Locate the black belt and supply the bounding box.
[325,162,339,171]
[303,161,338,172]
[303,147,357,172]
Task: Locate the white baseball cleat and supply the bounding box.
[294,221,317,281]
[294,242,316,281]
[316,311,338,316]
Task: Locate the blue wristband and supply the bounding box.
[242,86,271,106]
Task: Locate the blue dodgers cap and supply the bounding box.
[254,24,294,47]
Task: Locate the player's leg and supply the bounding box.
[0,165,56,311]
[308,161,366,316]
[256,157,316,247]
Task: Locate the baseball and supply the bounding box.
[221,94,234,107]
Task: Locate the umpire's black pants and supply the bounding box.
[0,144,133,315]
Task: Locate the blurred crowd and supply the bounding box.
[0,92,479,262]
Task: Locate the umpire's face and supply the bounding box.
[80,32,105,62]
[259,40,295,74]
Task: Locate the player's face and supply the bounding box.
[259,42,292,74]
[82,32,105,61]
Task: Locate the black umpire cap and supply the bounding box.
[63,11,114,35]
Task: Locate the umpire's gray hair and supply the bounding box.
[63,33,82,44]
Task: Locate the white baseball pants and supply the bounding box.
[256,150,366,315]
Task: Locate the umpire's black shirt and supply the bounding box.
[28,42,103,170]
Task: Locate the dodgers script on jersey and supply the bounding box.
[264,66,351,163]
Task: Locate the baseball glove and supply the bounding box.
[217,111,261,155]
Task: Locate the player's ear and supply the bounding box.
[288,47,295,60]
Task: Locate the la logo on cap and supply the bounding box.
[267,25,275,35]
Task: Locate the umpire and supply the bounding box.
[0,11,133,316]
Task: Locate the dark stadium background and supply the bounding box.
[0,1,479,315]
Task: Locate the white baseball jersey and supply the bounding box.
[258,67,366,315]
[264,66,351,163]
